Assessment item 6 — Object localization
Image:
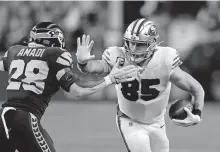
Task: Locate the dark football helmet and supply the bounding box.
[29,22,66,49]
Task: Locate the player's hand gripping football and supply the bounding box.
[76,34,95,64]
[108,60,138,84]
[172,107,201,127]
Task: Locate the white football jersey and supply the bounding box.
[101,46,182,124]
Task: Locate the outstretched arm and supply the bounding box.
[68,77,109,98]
[170,66,205,127]
[77,59,110,75]
[63,60,138,98]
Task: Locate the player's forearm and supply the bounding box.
[188,80,204,111]
[77,60,105,75]
[172,72,205,111]
[68,76,112,98]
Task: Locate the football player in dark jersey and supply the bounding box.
[0,22,138,152]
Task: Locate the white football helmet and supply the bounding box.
[124,18,159,64]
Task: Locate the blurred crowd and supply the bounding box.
[0,1,108,54]
[0,1,219,101]
[137,1,220,101]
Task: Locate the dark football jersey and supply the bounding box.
[0,45,77,119]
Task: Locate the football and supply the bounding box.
[169,99,193,120]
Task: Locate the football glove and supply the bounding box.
[172,107,201,127]
[76,34,95,64]
[108,60,138,84]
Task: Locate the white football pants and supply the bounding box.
[116,113,169,152]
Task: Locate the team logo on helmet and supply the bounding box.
[148,25,157,36]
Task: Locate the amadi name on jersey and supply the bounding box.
[0,45,77,119]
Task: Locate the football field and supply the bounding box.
[3,101,219,152]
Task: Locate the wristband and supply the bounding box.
[77,61,87,67]
[104,76,112,86]
[192,109,202,117]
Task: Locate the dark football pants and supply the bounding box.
[0,108,56,152]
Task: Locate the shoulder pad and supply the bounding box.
[56,51,73,67]
[47,47,72,67]
[7,45,23,52]
[102,46,125,67]
[161,46,182,70]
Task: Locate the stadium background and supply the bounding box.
[0,1,219,152]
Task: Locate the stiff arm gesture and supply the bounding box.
[76,35,95,64]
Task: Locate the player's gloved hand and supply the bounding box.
[172,107,201,127]
[76,34,95,64]
[105,60,138,85]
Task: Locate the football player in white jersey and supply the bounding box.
[76,18,205,152]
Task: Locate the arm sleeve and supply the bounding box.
[77,59,110,75]
[101,46,125,68]
[0,51,8,72]
[167,48,183,74]
[55,51,78,92]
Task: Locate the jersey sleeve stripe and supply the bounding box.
[61,52,72,64]
[98,60,111,73]
[102,53,110,63]
[102,55,109,63]
[0,60,4,71]
[103,51,110,59]
[56,57,71,66]
[105,50,110,56]
[172,58,181,66]
[173,56,179,62]
[4,51,8,57]
[172,60,182,69]
[0,51,8,71]
[56,68,71,81]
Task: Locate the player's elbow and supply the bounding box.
[195,83,205,98]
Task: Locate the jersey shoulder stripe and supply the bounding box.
[0,51,8,71]
[56,57,71,66]
[0,60,4,71]
[160,46,182,69]
[56,68,71,81]
[172,59,182,69]
[172,50,182,69]
[56,52,72,67]
[102,46,125,68]
[102,51,111,64]
[61,52,72,64]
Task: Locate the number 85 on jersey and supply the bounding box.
[121,78,160,102]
